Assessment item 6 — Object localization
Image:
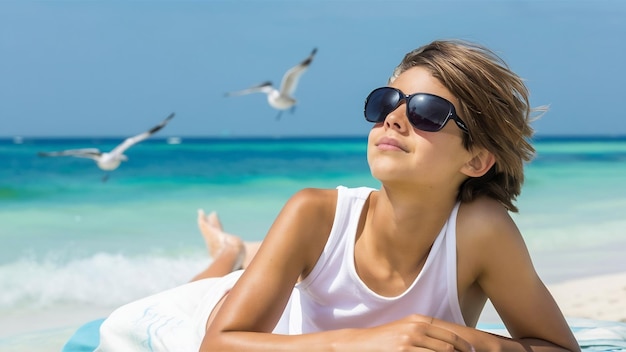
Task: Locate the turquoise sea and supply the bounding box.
[1,136,626,327]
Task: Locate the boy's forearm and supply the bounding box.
[431,318,581,352]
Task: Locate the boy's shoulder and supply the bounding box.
[457,196,519,242]
[287,187,339,216]
[456,196,528,278]
[292,187,338,202]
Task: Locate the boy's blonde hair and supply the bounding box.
[390,40,537,212]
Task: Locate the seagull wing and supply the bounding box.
[37,148,102,160]
[279,48,317,97]
[110,112,175,156]
[224,81,274,97]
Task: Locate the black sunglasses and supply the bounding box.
[364,87,469,133]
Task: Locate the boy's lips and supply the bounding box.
[376,137,408,152]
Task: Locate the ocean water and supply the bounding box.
[1,136,625,321]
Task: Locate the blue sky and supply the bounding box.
[1,0,625,138]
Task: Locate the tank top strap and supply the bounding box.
[297,186,374,289]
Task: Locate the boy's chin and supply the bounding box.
[369,166,410,184]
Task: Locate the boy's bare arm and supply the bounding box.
[454,198,580,352]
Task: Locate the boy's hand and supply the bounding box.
[333,315,474,352]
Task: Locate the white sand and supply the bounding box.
[479,271,626,325]
[0,305,113,352]
[0,327,78,352]
[548,272,626,323]
[0,305,113,339]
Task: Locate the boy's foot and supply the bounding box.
[197,209,245,270]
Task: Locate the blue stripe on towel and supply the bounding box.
[61,318,105,352]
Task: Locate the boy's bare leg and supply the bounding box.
[190,209,261,282]
[242,241,261,268]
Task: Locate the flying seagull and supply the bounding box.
[38,113,175,173]
[225,48,317,120]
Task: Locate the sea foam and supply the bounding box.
[0,252,206,310]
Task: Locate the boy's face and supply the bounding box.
[366,66,473,191]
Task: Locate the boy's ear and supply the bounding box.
[461,149,495,177]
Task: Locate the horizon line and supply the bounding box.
[2,134,626,141]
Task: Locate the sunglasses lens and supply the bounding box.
[365,88,400,123]
[407,95,450,132]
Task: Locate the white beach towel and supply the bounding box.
[95,270,243,352]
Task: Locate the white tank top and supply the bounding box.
[273,186,466,334]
